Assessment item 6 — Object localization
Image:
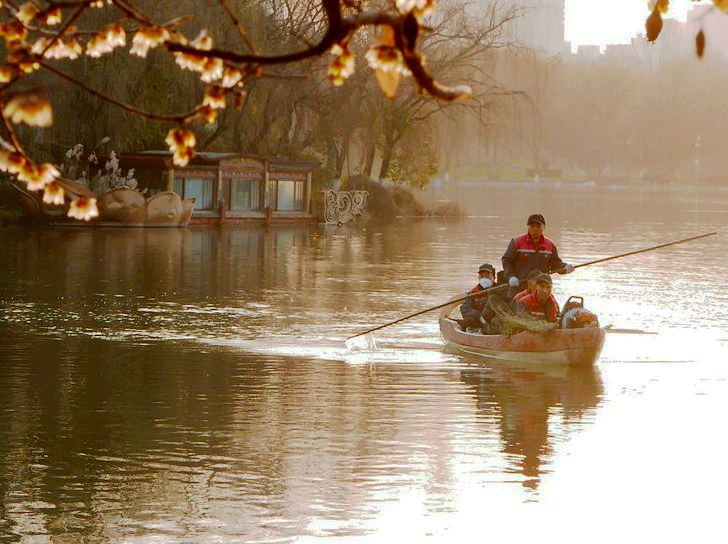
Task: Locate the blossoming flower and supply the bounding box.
[365,45,411,75]
[174,31,222,80]
[3,94,53,127]
[200,57,224,83]
[86,23,126,57]
[222,67,242,88]
[0,66,16,82]
[68,197,99,221]
[18,162,60,191]
[165,128,196,167]
[4,152,27,175]
[191,30,213,51]
[0,149,14,172]
[175,51,206,72]
[43,8,62,26]
[328,43,355,86]
[30,37,50,55]
[203,86,226,109]
[130,26,169,57]
[107,24,126,47]
[16,2,41,25]
[6,50,39,74]
[32,38,83,59]
[0,20,28,43]
[86,36,111,58]
[199,106,217,124]
[43,181,65,205]
[395,0,436,19]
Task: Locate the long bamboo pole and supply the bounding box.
[345,231,717,341]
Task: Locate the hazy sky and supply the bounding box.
[565,0,709,46]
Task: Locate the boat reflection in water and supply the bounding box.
[453,349,604,490]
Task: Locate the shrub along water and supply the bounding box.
[343,176,462,219]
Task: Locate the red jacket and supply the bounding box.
[513,288,533,304]
[460,283,501,321]
[516,292,559,322]
[501,233,566,281]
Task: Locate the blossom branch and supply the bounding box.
[167,0,347,64]
[0,107,24,152]
[39,61,200,123]
[217,0,257,53]
[38,2,92,59]
[109,0,154,25]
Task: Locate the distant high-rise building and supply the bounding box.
[502,0,568,57]
[574,44,601,62]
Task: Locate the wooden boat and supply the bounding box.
[439,297,606,366]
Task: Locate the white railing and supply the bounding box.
[321,190,368,225]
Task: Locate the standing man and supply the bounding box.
[502,213,574,298]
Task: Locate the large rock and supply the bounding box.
[99,187,147,224]
[18,180,194,226]
[146,191,183,225]
[180,197,195,225]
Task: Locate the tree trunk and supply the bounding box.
[335,132,351,179]
[377,129,400,181]
[377,147,392,181]
[363,141,376,180]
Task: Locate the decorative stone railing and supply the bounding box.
[321,190,369,225]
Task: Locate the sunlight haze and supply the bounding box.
[565,0,709,46]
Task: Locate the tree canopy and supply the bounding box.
[2,0,726,221]
[1,0,512,219]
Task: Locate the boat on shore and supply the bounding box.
[439,297,606,366]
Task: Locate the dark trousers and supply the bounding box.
[461,309,501,334]
[461,309,484,330]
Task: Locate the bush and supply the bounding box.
[391,185,425,216]
[427,201,465,217]
[343,176,463,219]
[344,175,399,218]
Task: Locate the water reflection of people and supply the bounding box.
[459,358,603,490]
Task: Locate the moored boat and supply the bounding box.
[439,297,606,366]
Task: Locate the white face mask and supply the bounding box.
[479,277,493,289]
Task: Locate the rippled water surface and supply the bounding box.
[1,184,728,542]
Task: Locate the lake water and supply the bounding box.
[1,183,727,542]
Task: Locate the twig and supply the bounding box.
[40,61,199,122]
[217,0,257,53]
[0,113,24,153]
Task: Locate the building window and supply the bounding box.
[174,178,214,210]
[230,179,260,210]
[276,179,305,211]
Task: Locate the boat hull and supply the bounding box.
[438,298,606,366]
